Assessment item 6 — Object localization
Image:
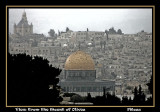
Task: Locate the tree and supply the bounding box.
[138,85,142,96]
[105,30,108,34]
[103,87,106,98]
[106,33,109,40]
[48,29,56,37]
[133,86,138,104]
[138,85,145,103]
[87,93,92,102]
[133,85,146,105]
[133,86,138,96]
[117,29,122,34]
[66,27,69,32]
[7,53,62,105]
[122,96,129,105]
[106,92,121,105]
[109,27,116,34]
[146,75,153,105]
[71,95,84,102]
[147,74,153,94]
[128,97,132,105]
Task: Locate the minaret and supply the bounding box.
[86,28,89,41]
[30,22,33,34]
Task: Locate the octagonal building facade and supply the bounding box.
[59,50,115,97]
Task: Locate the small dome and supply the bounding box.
[65,50,95,70]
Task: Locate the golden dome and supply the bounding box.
[65,50,95,70]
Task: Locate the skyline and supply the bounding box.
[9,8,152,36]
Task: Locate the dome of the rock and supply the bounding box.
[65,50,95,70]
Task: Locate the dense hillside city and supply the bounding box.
[9,11,152,96]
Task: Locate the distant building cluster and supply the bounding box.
[13,11,33,36]
[9,11,152,96]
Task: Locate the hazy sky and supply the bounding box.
[9,8,152,36]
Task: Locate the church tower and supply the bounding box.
[14,10,33,36]
[22,11,27,21]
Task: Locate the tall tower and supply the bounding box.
[14,10,33,36]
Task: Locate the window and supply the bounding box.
[88,87,92,92]
[76,87,80,92]
[81,87,86,92]
[70,73,73,77]
[67,87,69,92]
[73,87,76,91]
[93,87,97,91]
[63,87,66,91]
